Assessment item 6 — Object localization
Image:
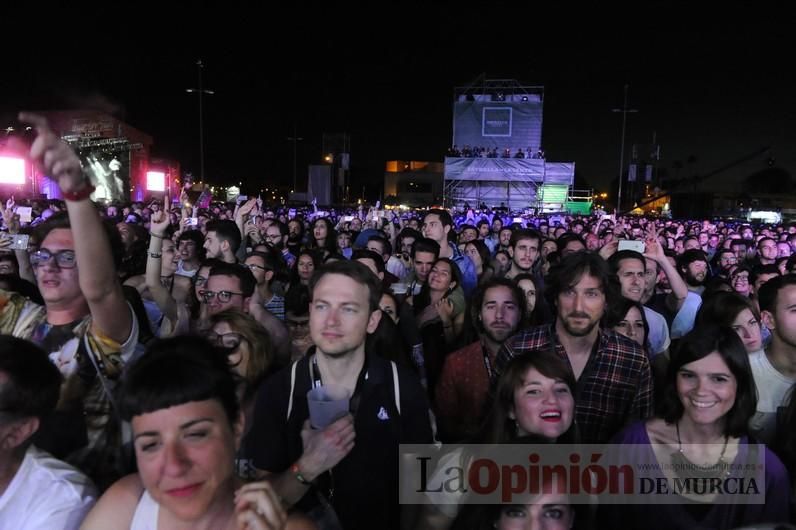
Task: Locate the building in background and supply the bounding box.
[383,160,444,207]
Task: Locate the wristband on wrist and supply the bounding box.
[289,462,312,485]
[61,184,96,202]
[149,252,162,259]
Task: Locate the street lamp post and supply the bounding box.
[287,123,303,193]
[612,84,638,214]
[186,59,215,184]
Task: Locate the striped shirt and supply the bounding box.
[264,294,285,321]
[494,323,653,443]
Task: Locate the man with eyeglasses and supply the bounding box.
[0,113,137,490]
[715,248,738,279]
[202,262,256,316]
[244,250,285,321]
[731,266,753,298]
[203,262,290,366]
[264,220,295,269]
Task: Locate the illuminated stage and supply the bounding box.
[0,110,179,202]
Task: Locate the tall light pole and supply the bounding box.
[186,59,215,184]
[287,123,303,193]
[612,84,638,213]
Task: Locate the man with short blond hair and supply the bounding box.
[248,260,433,530]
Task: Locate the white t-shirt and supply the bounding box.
[0,446,97,530]
[643,306,671,356]
[174,259,198,278]
[670,291,703,339]
[750,351,796,444]
[385,255,409,281]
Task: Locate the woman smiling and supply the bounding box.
[80,336,305,530]
[597,326,789,529]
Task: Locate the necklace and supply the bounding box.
[670,421,731,480]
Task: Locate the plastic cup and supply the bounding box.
[391,282,408,295]
[307,384,351,429]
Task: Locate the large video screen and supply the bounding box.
[453,96,543,153]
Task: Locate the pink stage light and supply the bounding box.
[146,171,166,192]
[0,156,25,185]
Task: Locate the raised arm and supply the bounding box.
[21,112,131,343]
[145,196,178,324]
[644,233,688,312]
[1,196,35,283]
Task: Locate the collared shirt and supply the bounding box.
[493,324,653,443]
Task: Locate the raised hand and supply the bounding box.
[150,196,172,236]
[238,198,258,217]
[598,239,619,261]
[19,113,86,193]
[643,228,666,261]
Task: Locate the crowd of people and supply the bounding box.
[2,114,796,528]
[446,145,544,159]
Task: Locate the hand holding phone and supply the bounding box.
[617,239,645,253]
[5,234,29,250]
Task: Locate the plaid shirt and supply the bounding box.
[494,323,653,443]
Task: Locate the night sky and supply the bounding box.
[1,7,792,199]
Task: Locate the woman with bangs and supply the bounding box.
[419,352,580,530]
[81,336,313,529]
[603,297,650,352]
[597,326,789,529]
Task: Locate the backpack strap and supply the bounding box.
[391,360,401,415]
[286,360,298,422]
